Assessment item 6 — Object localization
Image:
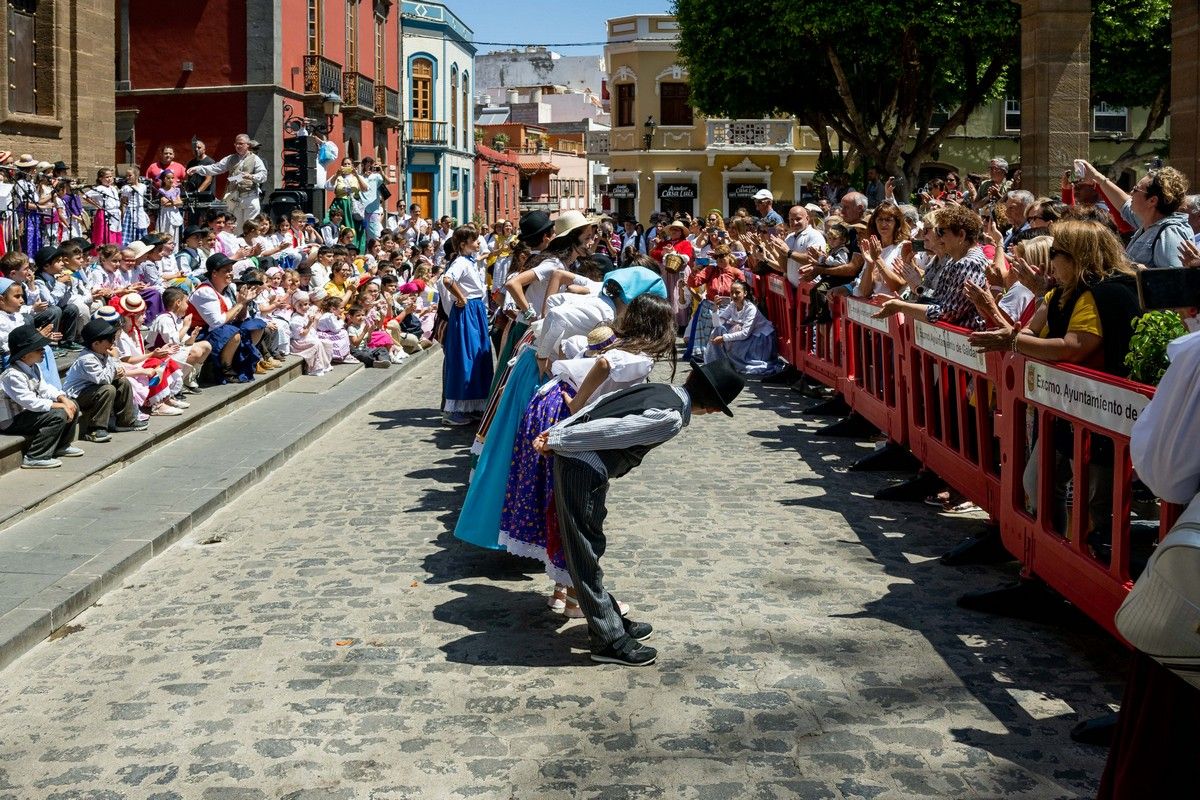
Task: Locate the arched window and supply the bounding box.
[411,58,432,120]
[450,67,459,152]
[461,71,469,150]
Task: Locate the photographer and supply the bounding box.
[358,156,391,241]
[1077,159,1191,269]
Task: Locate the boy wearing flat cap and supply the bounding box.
[532,358,746,667]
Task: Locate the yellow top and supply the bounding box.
[1040,290,1102,338]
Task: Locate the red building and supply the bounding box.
[473,143,519,226]
[116,0,403,213]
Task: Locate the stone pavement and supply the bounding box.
[0,354,1128,799]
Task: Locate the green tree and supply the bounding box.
[1091,0,1171,176]
[673,0,1019,183]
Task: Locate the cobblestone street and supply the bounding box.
[0,353,1128,799]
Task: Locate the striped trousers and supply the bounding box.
[553,456,627,648]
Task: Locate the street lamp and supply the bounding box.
[316,92,342,135]
[642,116,657,150]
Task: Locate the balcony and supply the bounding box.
[303,54,342,99]
[405,119,448,146]
[375,85,402,127]
[585,130,610,158]
[342,72,375,116]
[705,118,797,165]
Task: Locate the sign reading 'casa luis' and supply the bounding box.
[658,183,697,199]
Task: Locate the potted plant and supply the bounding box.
[1125,310,1189,385]
[492,133,509,150]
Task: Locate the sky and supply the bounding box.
[449,0,673,56]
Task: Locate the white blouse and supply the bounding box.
[551,348,654,398]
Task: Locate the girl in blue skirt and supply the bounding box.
[440,226,493,426]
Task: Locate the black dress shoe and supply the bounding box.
[622,617,653,642]
[590,635,657,666]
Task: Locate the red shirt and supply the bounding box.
[146,161,186,189]
[687,264,742,301]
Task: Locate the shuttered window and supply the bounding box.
[660,83,692,126]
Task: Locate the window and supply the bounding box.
[929,107,949,129]
[461,72,469,150]
[411,58,432,120]
[659,83,693,127]
[345,0,358,71]
[374,15,384,81]
[450,68,459,152]
[615,83,634,128]
[1094,102,1129,134]
[307,0,322,54]
[1004,98,1021,133]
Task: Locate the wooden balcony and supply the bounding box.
[405,119,448,146]
[302,54,342,99]
[375,85,402,127]
[342,72,375,117]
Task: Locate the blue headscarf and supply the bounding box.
[602,266,667,305]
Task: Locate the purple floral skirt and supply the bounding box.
[497,381,575,585]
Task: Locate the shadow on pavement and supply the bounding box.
[737,377,1125,795]
[434,582,589,667]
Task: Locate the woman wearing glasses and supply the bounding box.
[1077,159,1191,268]
[968,219,1141,537]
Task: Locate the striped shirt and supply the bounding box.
[546,384,692,476]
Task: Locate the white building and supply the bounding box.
[402,1,476,222]
[475,47,607,110]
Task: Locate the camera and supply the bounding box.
[1137,268,1200,311]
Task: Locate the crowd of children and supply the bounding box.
[0,213,442,469]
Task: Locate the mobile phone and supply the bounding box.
[1073,159,1085,182]
[911,238,925,253]
[1136,268,1200,311]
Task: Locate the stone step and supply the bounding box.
[0,348,434,672]
[0,356,309,521]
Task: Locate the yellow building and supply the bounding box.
[589,14,821,221]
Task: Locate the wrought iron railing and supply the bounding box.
[303,54,342,97]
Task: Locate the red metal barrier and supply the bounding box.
[902,319,1004,518]
[766,274,796,365]
[793,283,846,390]
[753,272,770,314]
[841,296,908,445]
[995,354,1183,640]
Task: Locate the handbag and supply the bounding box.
[1114,493,1200,690]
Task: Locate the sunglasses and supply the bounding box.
[1049,247,1071,260]
[1026,215,1044,222]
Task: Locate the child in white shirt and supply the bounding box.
[146,287,211,391]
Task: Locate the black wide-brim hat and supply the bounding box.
[81,319,117,345]
[518,210,553,244]
[690,358,745,417]
[6,324,50,362]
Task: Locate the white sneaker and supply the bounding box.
[54,446,85,458]
[150,404,183,416]
[168,396,191,409]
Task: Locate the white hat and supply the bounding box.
[123,242,152,260]
[549,210,599,243]
[753,189,774,202]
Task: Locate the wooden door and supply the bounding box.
[410,172,433,220]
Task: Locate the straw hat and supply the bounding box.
[549,210,603,243]
[116,293,146,316]
[14,154,37,169]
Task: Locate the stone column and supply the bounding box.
[1017,0,1090,196]
[1172,0,1200,182]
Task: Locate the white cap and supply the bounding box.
[753,189,774,202]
